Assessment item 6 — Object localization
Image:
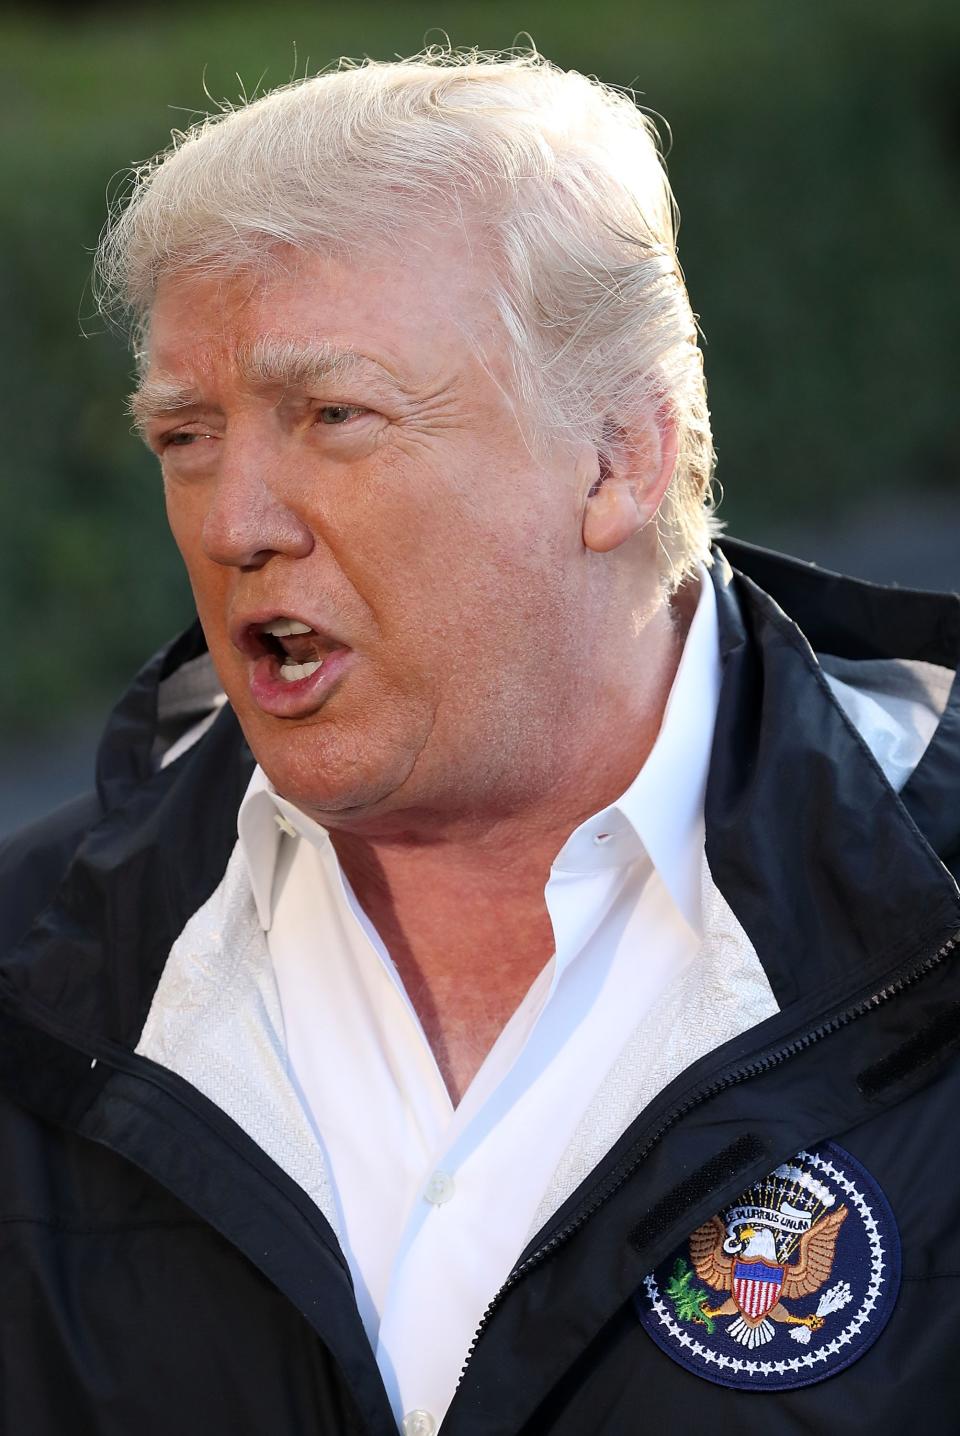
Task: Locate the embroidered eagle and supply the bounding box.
[689,1205,849,1349]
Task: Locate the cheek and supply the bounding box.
[297,460,467,637]
[163,490,232,632]
[359,492,569,668]
[163,482,206,569]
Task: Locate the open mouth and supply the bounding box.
[246,617,349,684]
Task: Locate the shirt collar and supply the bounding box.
[237,564,720,936]
[237,767,333,931]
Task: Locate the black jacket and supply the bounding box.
[1,541,959,1435]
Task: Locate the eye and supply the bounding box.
[155,430,217,452]
[317,404,367,425]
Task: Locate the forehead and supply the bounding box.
[142,235,501,393]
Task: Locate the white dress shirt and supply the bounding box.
[236,569,721,1433]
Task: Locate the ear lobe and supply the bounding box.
[581,407,679,555]
[582,471,647,553]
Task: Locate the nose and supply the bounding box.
[200,439,314,569]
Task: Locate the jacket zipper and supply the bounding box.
[458,928,960,1376]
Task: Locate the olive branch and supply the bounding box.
[664,1258,716,1334]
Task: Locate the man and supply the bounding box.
[1,49,958,1435]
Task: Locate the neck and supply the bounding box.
[323,583,691,1100]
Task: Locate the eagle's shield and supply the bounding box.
[733,1259,785,1319]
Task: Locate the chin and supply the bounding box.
[240,711,418,824]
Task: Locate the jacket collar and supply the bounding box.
[706,543,960,1008]
[93,620,210,813]
[718,537,960,867]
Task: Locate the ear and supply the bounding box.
[581,406,679,555]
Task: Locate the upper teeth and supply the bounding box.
[260,618,312,637]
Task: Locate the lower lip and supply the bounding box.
[248,646,355,718]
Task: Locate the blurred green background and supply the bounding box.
[1,0,958,821]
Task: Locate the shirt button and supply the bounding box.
[424,1171,455,1205]
[273,813,297,838]
[402,1412,436,1436]
[593,831,613,845]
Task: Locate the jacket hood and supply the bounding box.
[706,540,960,1007]
[719,538,959,863]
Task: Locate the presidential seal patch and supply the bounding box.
[635,1142,900,1390]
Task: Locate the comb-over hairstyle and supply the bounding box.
[96,47,719,585]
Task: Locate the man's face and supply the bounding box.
[141,237,605,828]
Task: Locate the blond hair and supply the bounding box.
[96,48,719,584]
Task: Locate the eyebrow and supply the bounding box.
[128,339,400,432]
